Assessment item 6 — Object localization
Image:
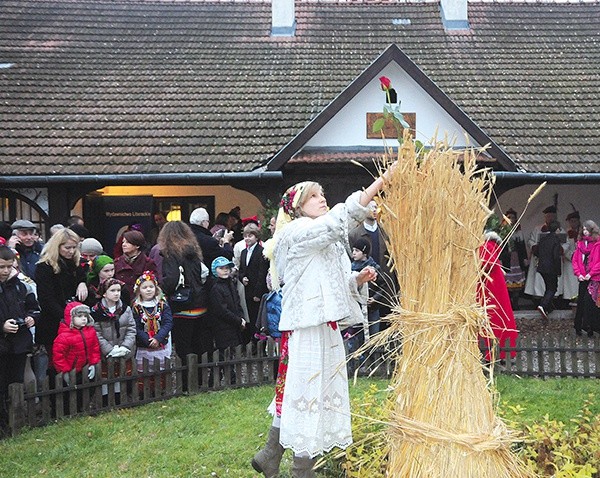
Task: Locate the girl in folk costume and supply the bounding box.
[252,169,393,478]
[572,220,600,336]
[132,271,173,372]
[477,231,519,361]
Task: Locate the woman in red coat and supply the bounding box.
[478,232,518,361]
[52,302,101,377]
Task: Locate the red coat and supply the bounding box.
[477,239,518,360]
[52,302,101,373]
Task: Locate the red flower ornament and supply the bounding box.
[280,189,297,216]
[379,76,392,91]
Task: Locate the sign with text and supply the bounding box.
[102,196,154,254]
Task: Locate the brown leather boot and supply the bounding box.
[251,426,285,478]
[291,455,317,478]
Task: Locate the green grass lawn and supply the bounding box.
[495,374,600,424]
[1,376,597,478]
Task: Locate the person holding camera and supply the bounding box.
[0,245,39,433]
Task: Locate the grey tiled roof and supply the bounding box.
[0,0,598,176]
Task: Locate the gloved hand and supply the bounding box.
[106,345,119,358]
[87,365,96,380]
[111,345,130,358]
[62,373,71,386]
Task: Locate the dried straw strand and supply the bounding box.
[371,130,533,478]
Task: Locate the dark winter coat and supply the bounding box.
[189,223,233,269]
[52,302,101,373]
[91,300,136,358]
[210,277,244,349]
[536,232,563,276]
[161,247,209,313]
[114,252,157,301]
[0,273,38,355]
[15,241,43,280]
[35,258,86,348]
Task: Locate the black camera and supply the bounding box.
[13,317,26,327]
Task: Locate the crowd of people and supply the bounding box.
[0,208,272,431]
[519,206,600,335]
[2,190,599,474]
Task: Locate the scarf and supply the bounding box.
[92,299,125,338]
[133,299,165,339]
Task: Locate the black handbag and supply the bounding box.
[169,266,191,303]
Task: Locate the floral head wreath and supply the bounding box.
[265,182,314,291]
[276,181,312,231]
[134,270,158,293]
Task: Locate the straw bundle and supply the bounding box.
[372,132,533,477]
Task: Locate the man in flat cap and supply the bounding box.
[7,220,43,279]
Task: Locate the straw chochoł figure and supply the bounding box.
[369,130,533,477]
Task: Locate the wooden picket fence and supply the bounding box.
[5,335,599,437]
[484,335,600,378]
[6,340,280,437]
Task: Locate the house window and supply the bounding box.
[0,189,49,239]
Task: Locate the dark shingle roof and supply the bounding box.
[0,0,598,175]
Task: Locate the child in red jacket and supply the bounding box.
[52,302,101,381]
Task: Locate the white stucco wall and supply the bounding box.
[305,62,478,148]
[495,183,600,244]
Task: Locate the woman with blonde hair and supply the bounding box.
[34,227,88,378]
[158,221,211,386]
[572,220,600,336]
[252,169,393,477]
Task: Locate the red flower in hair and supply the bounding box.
[140,270,157,283]
[280,189,297,215]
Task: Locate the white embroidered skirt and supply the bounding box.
[279,323,352,458]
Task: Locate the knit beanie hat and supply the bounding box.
[87,255,114,283]
[81,237,103,255]
[97,278,124,297]
[123,230,146,248]
[352,238,371,256]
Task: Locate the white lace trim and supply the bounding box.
[278,325,353,458]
